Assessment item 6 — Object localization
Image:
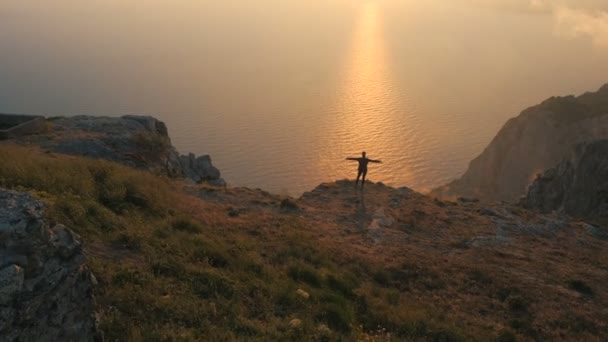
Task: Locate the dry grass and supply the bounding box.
[1,144,606,341]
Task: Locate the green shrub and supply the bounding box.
[373,270,390,286]
[275,287,307,316]
[288,263,322,287]
[507,295,528,313]
[152,258,186,279]
[317,303,353,333]
[191,271,234,299]
[115,232,143,251]
[171,217,203,234]
[191,243,231,268]
[497,330,518,342]
[112,269,150,287]
[385,289,400,306]
[326,274,356,298]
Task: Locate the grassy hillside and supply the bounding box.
[1,144,606,341]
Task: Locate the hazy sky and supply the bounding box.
[2,0,607,49]
[1,0,607,193]
[447,0,608,47]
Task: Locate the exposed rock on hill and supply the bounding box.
[180,153,223,185]
[16,115,224,184]
[521,140,608,219]
[434,83,608,203]
[0,189,102,341]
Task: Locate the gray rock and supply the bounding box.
[0,265,24,305]
[521,140,608,219]
[581,223,608,240]
[179,153,222,183]
[49,224,82,259]
[23,115,224,185]
[0,188,102,341]
[123,115,169,137]
[38,115,183,178]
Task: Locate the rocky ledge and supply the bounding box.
[521,140,608,219]
[16,115,224,185]
[0,189,102,341]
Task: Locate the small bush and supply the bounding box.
[191,244,230,268]
[507,295,529,313]
[568,280,594,296]
[320,292,349,308]
[497,330,518,342]
[373,270,391,286]
[171,217,203,234]
[280,198,299,211]
[317,304,353,333]
[275,287,307,316]
[497,288,516,302]
[509,318,533,333]
[467,269,493,285]
[153,227,170,239]
[152,258,186,279]
[385,289,400,306]
[326,274,356,298]
[191,271,234,299]
[115,232,143,251]
[112,269,150,287]
[288,264,322,287]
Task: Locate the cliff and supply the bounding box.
[521,140,608,220]
[433,83,608,203]
[14,115,223,185]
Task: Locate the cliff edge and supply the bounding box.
[13,115,223,185]
[521,140,608,220]
[433,83,608,203]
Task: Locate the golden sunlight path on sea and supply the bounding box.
[316,2,422,187]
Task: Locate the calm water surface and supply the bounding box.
[2,0,608,195]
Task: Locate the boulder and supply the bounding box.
[179,153,223,184]
[0,189,102,341]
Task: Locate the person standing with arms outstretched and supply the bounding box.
[346,151,382,188]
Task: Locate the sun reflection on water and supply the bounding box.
[317,2,416,186]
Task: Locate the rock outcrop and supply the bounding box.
[180,153,224,186]
[19,115,223,184]
[0,189,102,341]
[521,140,608,218]
[433,83,608,203]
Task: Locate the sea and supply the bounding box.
[1,0,607,195]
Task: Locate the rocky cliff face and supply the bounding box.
[18,115,223,185]
[521,140,608,219]
[0,189,102,341]
[433,84,608,203]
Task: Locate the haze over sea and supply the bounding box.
[2,0,608,195]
